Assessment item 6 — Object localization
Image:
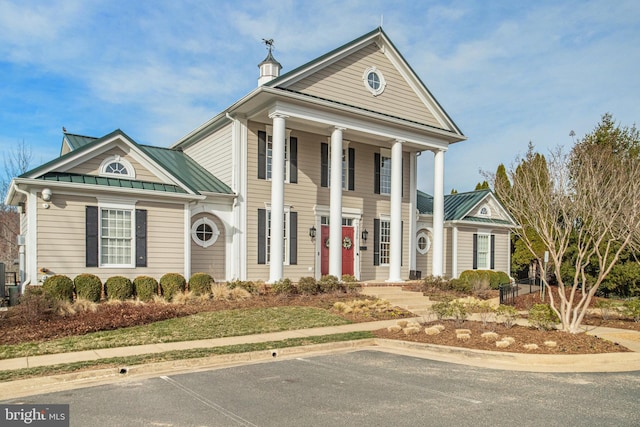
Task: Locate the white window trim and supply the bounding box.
[363,66,387,96]
[265,126,292,183]
[99,155,136,179]
[379,148,392,196]
[476,233,491,270]
[265,205,291,266]
[379,216,391,266]
[416,230,431,255]
[191,217,220,248]
[98,201,135,268]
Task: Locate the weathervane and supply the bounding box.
[262,38,275,54]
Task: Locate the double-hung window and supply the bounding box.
[379,219,391,265]
[101,208,133,266]
[258,130,297,183]
[473,233,495,270]
[321,143,355,190]
[266,210,289,265]
[257,208,298,265]
[374,149,392,195]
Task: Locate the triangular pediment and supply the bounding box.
[270,28,462,136]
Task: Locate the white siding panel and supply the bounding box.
[184,124,233,188]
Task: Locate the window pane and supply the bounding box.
[477,235,489,269]
[380,156,391,194]
[380,220,391,264]
[100,208,132,265]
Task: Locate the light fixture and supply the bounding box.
[361,229,368,242]
[41,188,52,202]
[309,226,316,239]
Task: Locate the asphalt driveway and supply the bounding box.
[4,350,639,426]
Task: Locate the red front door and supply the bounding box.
[320,225,354,276]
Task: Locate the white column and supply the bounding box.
[388,140,403,282]
[184,203,191,281]
[329,127,344,278]
[432,149,445,277]
[268,113,287,283]
[409,152,418,274]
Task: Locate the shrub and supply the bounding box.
[133,276,158,302]
[160,273,186,301]
[528,304,559,330]
[15,286,55,320]
[74,274,102,303]
[449,278,472,293]
[272,278,296,296]
[105,276,134,301]
[297,276,319,295]
[430,300,453,320]
[495,304,519,328]
[494,271,511,288]
[189,272,214,296]
[471,301,495,327]
[318,275,343,293]
[422,275,449,291]
[341,274,357,283]
[227,279,258,295]
[623,299,640,322]
[42,275,74,302]
[449,301,469,325]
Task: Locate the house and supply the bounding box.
[5,28,516,289]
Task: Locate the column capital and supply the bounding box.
[394,139,406,144]
[268,112,289,120]
[332,126,347,132]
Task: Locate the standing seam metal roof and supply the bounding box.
[417,189,492,221]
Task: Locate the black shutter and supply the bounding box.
[290,137,298,184]
[348,147,355,191]
[321,143,329,187]
[289,211,297,265]
[473,233,478,270]
[374,152,381,194]
[86,206,99,267]
[490,234,496,270]
[135,209,147,267]
[258,209,266,264]
[258,131,267,179]
[373,218,380,266]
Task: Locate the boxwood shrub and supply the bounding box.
[160,273,186,301]
[189,272,214,296]
[272,278,296,295]
[318,274,343,293]
[133,276,158,302]
[74,274,102,302]
[42,275,74,302]
[227,279,258,295]
[297,276,318,295]
[105,276,134,301]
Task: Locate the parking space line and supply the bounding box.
[160,376,258,426]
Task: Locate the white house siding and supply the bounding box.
[245,122,412,282]
[67,146,160,183]
[190,212,226,280]
[286,43,441,129]
[36,193,185,283]
[493,229,511,274]
[183,124,233,188]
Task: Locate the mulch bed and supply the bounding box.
[373,319,631,354]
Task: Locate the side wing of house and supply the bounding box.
[6,130,233,286]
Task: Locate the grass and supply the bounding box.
[0,306,352,360]
[0,332,374,382]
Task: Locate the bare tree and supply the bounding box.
[495,116,640,333]
[1,140,33,270]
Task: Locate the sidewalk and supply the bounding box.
[2,317,640,373]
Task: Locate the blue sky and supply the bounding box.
[1,0,638,194]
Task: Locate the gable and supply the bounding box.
[65,145,162,183]
[285,43,442,129]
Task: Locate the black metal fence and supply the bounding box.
[499,284,518,305]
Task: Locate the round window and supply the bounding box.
[362,66,386,96]
[191,217,219,248]
[416,231,431,255]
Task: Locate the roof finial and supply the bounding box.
[62,126,67,133]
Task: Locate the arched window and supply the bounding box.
[191,217,220,248]
[100,155,135,178]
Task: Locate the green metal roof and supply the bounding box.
[24,129,233,196]
[138,145,233,195]
[39,172,188,193]
[417,189,493,221]
[63,133,98,150]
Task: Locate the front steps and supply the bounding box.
[359,286,434,318]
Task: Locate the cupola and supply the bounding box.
[258,39,282,86]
